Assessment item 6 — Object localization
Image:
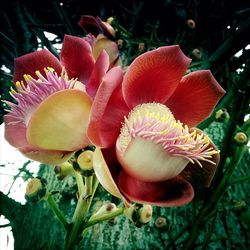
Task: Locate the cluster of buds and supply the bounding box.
[25,177,48,203]
[124,204,153,227]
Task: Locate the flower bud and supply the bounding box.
[117,39,123,49]
[155,216,167,228]
[54,162,73,180]
[25,177,47,203]
[191,48,202,60]
[138,204,153,224]
[186,19,196,29]
[92,203,118,218]
[234,132,248,146]
[73,146,96,176]
[106,17,114,25]
[215,109,230,122]
[138,43,145,52]
[124,204,153,227]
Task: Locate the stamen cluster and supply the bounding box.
[4,68,77,126]
[119,103,218,167]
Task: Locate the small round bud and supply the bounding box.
[155,216,167,228]
[191,48,202,60]
[124,204,152,227]
[77,150,94,171]
[186,19,196,29]
[117,39,123,49]
[25,177,47,203]
[106,17,114,25]
[215,109,230,122]
[234,132,248,146]
[89,203,118,223]
[54,162,73,180]
[138,204,153,224]
[138,43,145,52]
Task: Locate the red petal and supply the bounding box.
[14,50,62,83]
[86,50,109,98]
[180,128,220,187]
[118,170,194,207]
[123,45,191,108]
[78,15,102,36]
[166,70,226,127]
[88,66,129,148]
[60,35,95,83]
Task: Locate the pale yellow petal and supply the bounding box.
[27,89,92,151]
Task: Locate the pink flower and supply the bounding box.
[87,45,226,206]
[4,35,111,164]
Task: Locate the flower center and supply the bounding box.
[119,103,218,166]
[4,67,80,126]
[116,103,218,182]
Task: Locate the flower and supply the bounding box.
[4,35,112,164]
[78,15,120,68]
[88,45,226,206]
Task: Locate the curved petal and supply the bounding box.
[118,170,194,207]
[27,89,92,151]
[166,70,226,127]
[180,129,220,188]
[61,35,95,83]
[88,66,129,148]
[123,45,191,108]
[93,147,124,199]
[20,148,73,165]
[92,37,120,67]
[78,15,103,36]
[116,137,189,182]
[4,115,30,149]
[14,50,62,83]
[86,50,109,98]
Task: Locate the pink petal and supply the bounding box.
[180,128,220,187]
[14,50,62,83]
[165,70,226,127]
[123,45,191,108]
[60,35,95,83]
[4,115,73,165]
[4,115,30,149]
[88,66,129,148]
[118,170,194,207]
[20,147,73,165]
[86,50,109,98]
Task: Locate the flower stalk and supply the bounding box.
[46,194,69,230]
[64,174,98,250]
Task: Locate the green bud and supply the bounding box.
[92,203,118,218]
[25,177,47,203]
[234,132,248,146]
[72,146,96,176]
[124,204,153,227]
[215,108,230,122]
[155,216,167,228]
[54,162,73,180]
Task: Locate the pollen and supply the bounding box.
[119,103,219,167]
